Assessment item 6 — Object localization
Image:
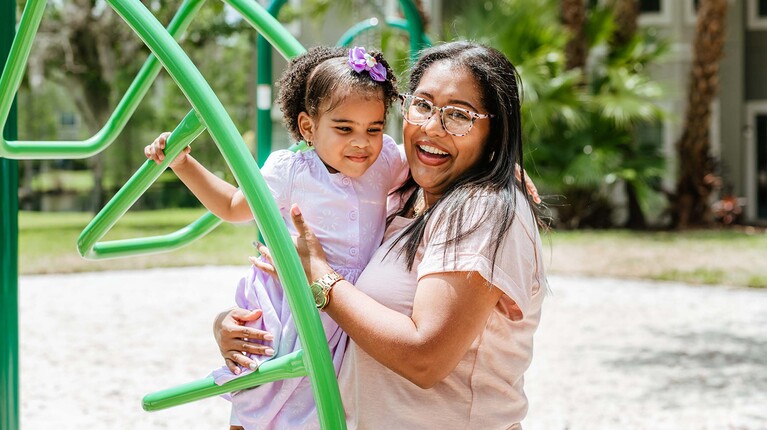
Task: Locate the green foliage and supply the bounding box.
[448,0,669,228]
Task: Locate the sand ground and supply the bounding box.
[16,267,767,429]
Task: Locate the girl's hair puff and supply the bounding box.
[276,46,399,142]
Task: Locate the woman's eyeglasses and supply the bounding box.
[399,94,494,137]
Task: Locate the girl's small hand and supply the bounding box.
[515,164,541,204]
[213,308,275,374]
[249,241,277,278]
[144,131,191,169]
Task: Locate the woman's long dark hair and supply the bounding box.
[388,41,538,275]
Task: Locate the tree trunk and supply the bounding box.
[611,0,639,47]
[673,0,727,228]
[624,180,647,229]
[561,0,588,71]
[611,0,646,228]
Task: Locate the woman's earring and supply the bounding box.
[305,139,313,147]
[489,151,496,162]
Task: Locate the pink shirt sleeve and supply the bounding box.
[416,192,544,317]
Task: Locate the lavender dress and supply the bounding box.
[211,135,406,430]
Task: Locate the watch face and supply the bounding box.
[310,282,326,308]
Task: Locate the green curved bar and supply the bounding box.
[387,18,432,46]
[337,17,380,47]
[106,1,345,428]
[337,17,432,48]
[397,0,428,62]
[0,0,205,159]
[0,0,44,158]
[224,0,305,60]
[76,110,212,259]
[143,350,306,411]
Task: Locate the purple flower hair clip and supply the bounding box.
[348,46,387,82]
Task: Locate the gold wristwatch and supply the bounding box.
[309,271,343,310]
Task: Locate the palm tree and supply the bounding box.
[561,0,588,72]
[448,0,667,228]
[610,0,639,47]
[673,0,728,228]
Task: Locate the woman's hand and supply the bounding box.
[289,204,334,282]
[213,308,275,374]
[250,205,334,284]
[144,131,191,170]
[514,164,541,204]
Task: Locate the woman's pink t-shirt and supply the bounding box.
[338,192,546,429]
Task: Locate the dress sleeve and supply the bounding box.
[259,149,296,212]
[416,193,544,317]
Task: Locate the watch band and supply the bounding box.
[310,271,344,310]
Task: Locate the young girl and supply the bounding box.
[144,46,403,429]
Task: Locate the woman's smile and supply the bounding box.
[415,140,450,165]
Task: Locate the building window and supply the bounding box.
[639,0,671,25]
[757,114,767,219]
[748,0,767,30]
[685,0,700,24]
[640,0,661,13]
[746,103,767,221]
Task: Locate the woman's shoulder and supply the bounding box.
[429,188,538,242]
[453,187,533,217]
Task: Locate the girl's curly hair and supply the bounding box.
[276,46,399,142]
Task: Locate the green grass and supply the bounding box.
[18,210,767,288]
[653,268,726,285]
[31,170,94,193]
[19,209,256,274]
[30,169,180,193]
[541,228,767,288]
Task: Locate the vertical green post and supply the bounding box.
[0,0,19,428]
[397,0,427,63]
[255,0,286,167]
[256,34,273,167]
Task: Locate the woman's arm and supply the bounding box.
[145,132,252,223]
[287,205,503,389]
[328,271,502,388]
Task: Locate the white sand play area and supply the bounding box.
[17,268,767,429]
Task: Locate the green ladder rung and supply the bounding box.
[143,350,307,411]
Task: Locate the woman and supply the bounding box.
[219,41,546,429]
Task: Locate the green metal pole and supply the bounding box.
[397,0,427,63]
[256,0,287,167]
[0,0,19,428]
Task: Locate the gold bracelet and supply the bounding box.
[309,271,343,310]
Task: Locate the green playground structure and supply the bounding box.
[0,0,428,429]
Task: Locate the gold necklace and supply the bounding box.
[413,189,426,218]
